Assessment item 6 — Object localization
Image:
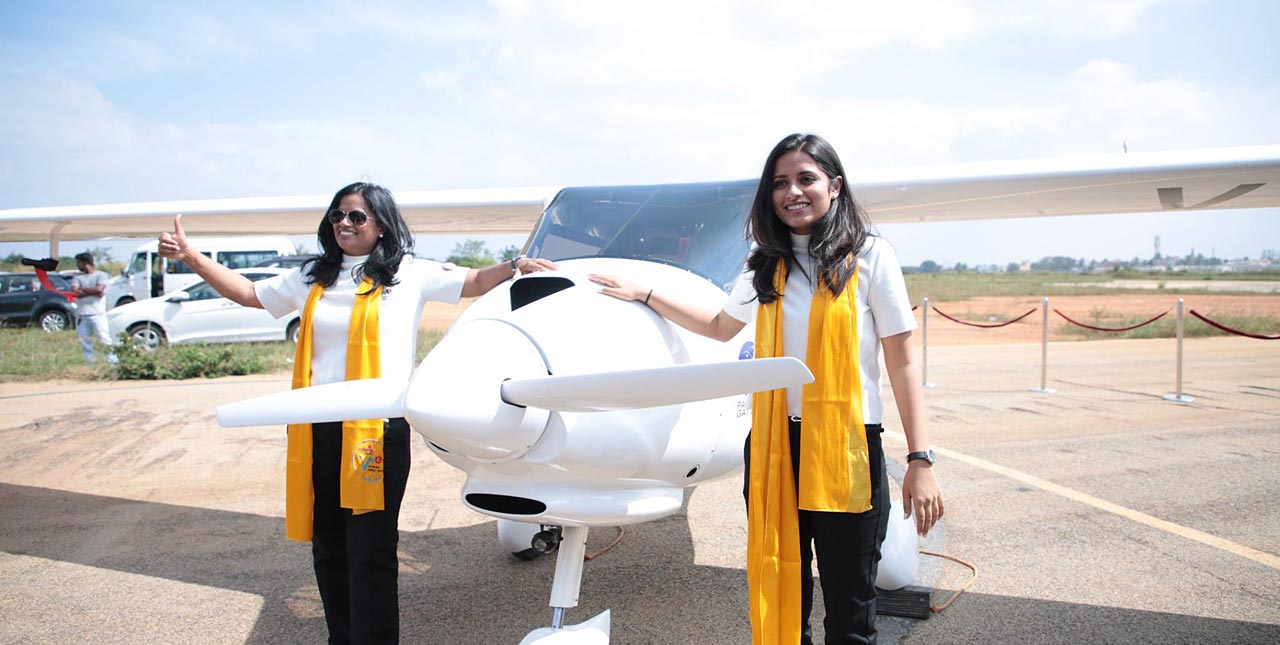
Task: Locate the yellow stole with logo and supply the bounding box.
[746,261,870,644]
[285,277,385,542]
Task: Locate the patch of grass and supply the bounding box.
[0,327,106,381]
[1,326,450,383]
[416,329,445,364]
[904,270,1280,303]
[110,339,296,380]
[905,272,1115,303]
[1057,311,1280,340]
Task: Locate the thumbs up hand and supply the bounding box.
[159,214,188,260]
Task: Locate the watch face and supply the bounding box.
[909,450,936,465]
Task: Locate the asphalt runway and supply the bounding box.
[0,336,1276,644]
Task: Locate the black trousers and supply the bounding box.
[744,419,891,645]
[311,418,411,645]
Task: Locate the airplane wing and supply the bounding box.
[1,145,1277,243]
[0,187,554,243]
[854,144,1280,223]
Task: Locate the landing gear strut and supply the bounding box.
[519,526,611,644]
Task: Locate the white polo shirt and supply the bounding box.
[255,255,468,386]
[722,235,916,423]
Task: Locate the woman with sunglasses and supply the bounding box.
[159,181,555,644]
[590,134,942,644]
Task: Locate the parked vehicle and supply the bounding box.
[0,272,78,331]
[251,254,314,269]
[104,236,295,309]
[107,269,299,350]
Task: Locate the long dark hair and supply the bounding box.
[307,182,414,291]
[746,133,870,303]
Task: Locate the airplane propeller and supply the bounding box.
[216,357,812,426]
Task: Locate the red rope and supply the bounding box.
[1053,308,1169,332]
[1189,309,1280,340]
[931,307,1037,328]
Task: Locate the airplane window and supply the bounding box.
[526,179,755,291]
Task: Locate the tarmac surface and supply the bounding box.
[0,336,1277,644]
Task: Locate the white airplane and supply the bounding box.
[3,144,1279,644]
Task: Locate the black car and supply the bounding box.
[0,273,78,331]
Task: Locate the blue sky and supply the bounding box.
[2,0,1278,266]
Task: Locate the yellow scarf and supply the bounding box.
[285,277,385,542]
[746,261,870,644]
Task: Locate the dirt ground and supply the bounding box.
[2,336,1276,644]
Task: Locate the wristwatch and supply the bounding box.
[906,449,936,466]
[510,256,522,273]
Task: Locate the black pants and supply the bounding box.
[311,418,411,645]
[744,420,891,645]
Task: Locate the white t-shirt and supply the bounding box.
[722,235,916,423]
[70,271,108,316]
[255,255,468,386]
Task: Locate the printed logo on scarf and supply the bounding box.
[352,438,385,483]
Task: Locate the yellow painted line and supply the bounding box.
[883,431,1280,570]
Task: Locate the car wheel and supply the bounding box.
[127,323,166,351]
[287,319,301,344]
[115,296,136,307]
[37,309,71,332]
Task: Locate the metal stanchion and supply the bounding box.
[922,297,935,388]
[1163,298,1195,403]
[1029,296,1056,393]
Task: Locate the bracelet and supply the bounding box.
[643,289,653,305]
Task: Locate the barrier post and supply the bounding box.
[1163,298,1195,403]
[922,297,935,388]
[1029,296,1056,393]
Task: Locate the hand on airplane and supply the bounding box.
[513,256,559,274]
[902,461,944,536]
[588,274,648,302]
[158,214,190,260]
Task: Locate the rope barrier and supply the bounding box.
[584,526,625,560]
[931,307,1036,328]
[1052,308,1170,332]
[920,549,979,613]
[1189,310,1280,340]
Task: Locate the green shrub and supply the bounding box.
[111,338,291,380]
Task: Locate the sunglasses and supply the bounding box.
[326,208,372,226]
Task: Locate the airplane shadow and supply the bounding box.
[907,590,1280,645]
[6,482,1273,644]
[0,482,751,644]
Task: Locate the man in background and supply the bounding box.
[69,252,117,365]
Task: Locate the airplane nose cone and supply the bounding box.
[405,319,550,462]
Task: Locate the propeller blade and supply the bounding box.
[216,378,404,427]
[500,357,812,412]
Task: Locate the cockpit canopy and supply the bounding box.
[525,179,756,292]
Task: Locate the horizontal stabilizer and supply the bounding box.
[216,378,404,427]
[500,357,813,412]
